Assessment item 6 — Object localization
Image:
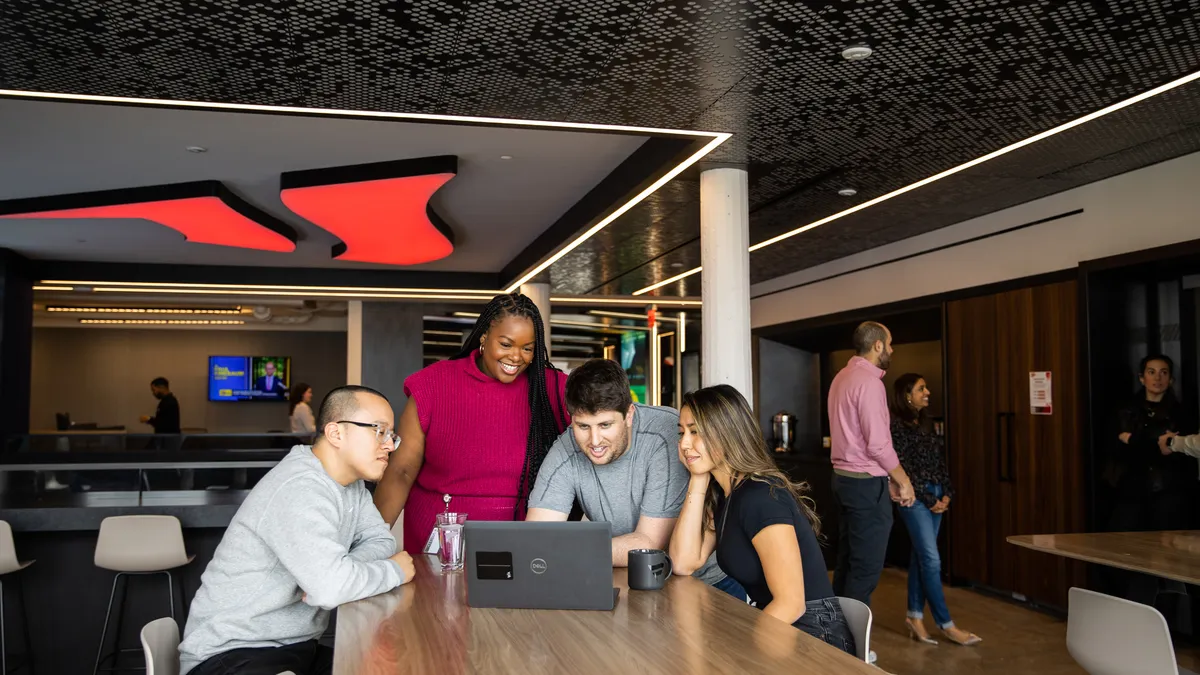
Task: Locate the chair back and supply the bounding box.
[0,520,23,575]
[836,596,872,662]
[95,516,191,572]
[140,617,180,675]
[1067,586,1178,675]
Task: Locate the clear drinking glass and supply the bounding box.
[436,512,468,571]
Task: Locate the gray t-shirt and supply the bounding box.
[528,403,726,586]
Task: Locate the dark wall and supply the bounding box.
[0,250,33,437]
[756,338,820,451]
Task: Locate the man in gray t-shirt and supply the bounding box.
[527,360,742,597]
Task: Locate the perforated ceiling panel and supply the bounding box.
[2,0,1200,294]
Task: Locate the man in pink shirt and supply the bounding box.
[829,321,915,611]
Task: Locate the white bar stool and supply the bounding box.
[93,516,194,675]
[0,521,34,675]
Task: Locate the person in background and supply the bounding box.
[256,360,289,396]
[1108,355,1194,609]
[290,383,316,435]
[890,373,981,647]
[140,377,181,434]
[179,386,414,675]
[526,359,746,600]
[1111,355,1193,534]
[374,292,569,553]
[828,322,915,611]
[670,385,855,655]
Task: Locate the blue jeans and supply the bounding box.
[713,575,750,602]
[897,483,954,628]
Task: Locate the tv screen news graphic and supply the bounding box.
[209,356,291,402]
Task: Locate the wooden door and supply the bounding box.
[994,286,1035,596]
[946,280,1086,607]
[945,294,1000,586]
[1006,281,1086,607]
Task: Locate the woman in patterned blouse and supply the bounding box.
[889,373,981,647]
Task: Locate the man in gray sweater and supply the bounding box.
[180,385,415,675]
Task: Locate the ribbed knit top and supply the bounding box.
[404,354,569,504]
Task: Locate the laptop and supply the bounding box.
[464,521,619,611]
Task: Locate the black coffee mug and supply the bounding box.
[628,549,673,591]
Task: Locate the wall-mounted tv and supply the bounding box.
[209,356,292,402]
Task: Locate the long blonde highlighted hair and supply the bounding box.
[681,384,822,538]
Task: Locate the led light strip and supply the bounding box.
[89,287,498,301]
[504,133,729,292]
[588,310,680,323]
[49,306,245,314]
[553,296,700,307]
[0,89,722,138]
[37,280,702,306]
[79,319,245,325]
[40,279,500,295]
[633,67,1200,296]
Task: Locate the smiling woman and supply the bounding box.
[373,292,570,554]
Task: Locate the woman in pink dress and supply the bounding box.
[374,292,569,553]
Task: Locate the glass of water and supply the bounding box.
[436,512,467,571]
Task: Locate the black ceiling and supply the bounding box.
[3,0,1200,297]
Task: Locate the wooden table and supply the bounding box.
[1007,531,1200,585]
[334,555,874,674]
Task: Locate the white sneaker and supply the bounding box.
[868,650,878,665]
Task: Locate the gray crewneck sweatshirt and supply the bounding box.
[179,446,403,673]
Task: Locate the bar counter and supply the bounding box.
[334,555,874,674]
[0,433,301,673]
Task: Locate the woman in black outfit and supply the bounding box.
[1111,354,1193,534]
[669,385,855,655]
[1106,355,1194,606]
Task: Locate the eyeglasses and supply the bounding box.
[338,420,400,449]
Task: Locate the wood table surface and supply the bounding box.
[333,555,874,674]
[1007,531,1200,585]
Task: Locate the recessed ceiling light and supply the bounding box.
[838,187,858,197]
[841,45,873,61]
[670,262,684,268]
[186,146,208,153]
[500,155,513,160]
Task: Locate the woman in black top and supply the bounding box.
[890,373,980,647]
[669,384,855,655]
[1111,355,1194,532]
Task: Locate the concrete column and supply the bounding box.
[519,282,551,358]
[360,303,425,405]
[700,166,753,406]
[346,300,363,385]
[347,300,424,402]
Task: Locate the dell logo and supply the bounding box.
[530,558,548,574]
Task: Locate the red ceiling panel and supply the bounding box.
[0,182,297,252]
[280,155,458,266]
